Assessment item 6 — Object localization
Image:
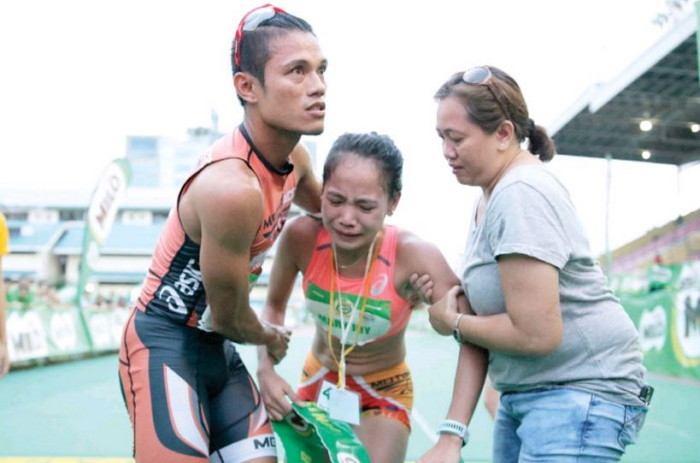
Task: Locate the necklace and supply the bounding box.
[337,252,365,269]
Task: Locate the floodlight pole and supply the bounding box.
[604,153,612,276]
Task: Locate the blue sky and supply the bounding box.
[1,0,698,259]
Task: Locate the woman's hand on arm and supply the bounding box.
[454,254,563,355]
[427,285,464,336]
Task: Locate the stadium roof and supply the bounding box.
[550,13,700,167]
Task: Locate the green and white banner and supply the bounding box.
[613,262,700,380]
[6,306,129,365]
[272,402,371,463]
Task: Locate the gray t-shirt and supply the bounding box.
[460,164,646,406]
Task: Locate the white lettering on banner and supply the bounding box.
[94,174,121,232]
[50,312,78,351]
[6,311,49,361]
[87,163,128,244]
[639,305,667,352]
[6,307,132,367]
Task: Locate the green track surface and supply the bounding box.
[0,325,698,462]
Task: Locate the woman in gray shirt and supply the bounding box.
[418,66,650,463]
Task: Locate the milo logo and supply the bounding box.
[638,305,666,352]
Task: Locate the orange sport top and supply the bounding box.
[135,125,297,328]
[303,225,412,345]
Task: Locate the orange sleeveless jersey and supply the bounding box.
[302,225,412,345]
[135,126,297,328]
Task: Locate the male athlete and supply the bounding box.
[118,5,327,462]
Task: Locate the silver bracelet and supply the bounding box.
[437,419,469,447]
[452,313,465,344]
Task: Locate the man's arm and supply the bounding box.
[183,160,289,358]
[289,142,321,214]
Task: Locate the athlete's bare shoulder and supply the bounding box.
[396,227,438,256]
[289,142,322,213]
[282,214,323,244]
[180,159,263,244]
[395,227,453,285]
[289,142,313,166]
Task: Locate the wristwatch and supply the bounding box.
[452,313,465,344]
[438,419,469,447]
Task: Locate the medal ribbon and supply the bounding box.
[328,230,383,389]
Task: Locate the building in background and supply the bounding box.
[609,206,700,273]
[0,122,318,301]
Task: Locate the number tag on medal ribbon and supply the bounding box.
[316,380,335,411]
[328,387,361,425]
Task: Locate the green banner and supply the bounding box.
[6,307,90,362]
[614,262,700,380]
[6,306,129,366]
[272,402,371,463]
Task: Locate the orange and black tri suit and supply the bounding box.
[118,125,296,463]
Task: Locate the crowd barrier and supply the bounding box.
[6,305,130,366]
[610,262,700,381]
[6,262,700,381]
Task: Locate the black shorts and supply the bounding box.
[118,309,276,462]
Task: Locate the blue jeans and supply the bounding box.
[492,388,647,463]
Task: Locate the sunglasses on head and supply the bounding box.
[462,66,511,121]
[233,4,288,69]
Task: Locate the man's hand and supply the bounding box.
[263,322,291,364]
